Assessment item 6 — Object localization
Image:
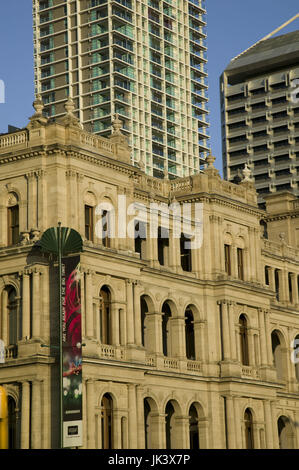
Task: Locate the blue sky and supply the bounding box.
[0,1,298,173]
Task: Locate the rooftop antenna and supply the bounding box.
[232,12,299,62]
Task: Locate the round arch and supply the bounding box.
[277,415,295,449]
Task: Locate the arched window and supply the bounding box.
[143,397,159,449]
[165,401,175,449]
[85,205,94,241]
[84,192,96,242]
[239,315,249,366]
[140,297,148,348]
[101,393,113,449]
[8,396,17,449]
[7,203,19,246]
[144,398,151,449]
[271,330,284,380]
[162,302,172,357]
[100,286,111,345]
[278,416,294,449]
[189,404,199,449]
[244,408,254,449]
[185,308,195,360]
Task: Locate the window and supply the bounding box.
[101,394,113,449]
[101,210,111,248]
[274,269,280,301]
[135,221,147,259]
[180,235,192,272]
[264,266,270,286]
[239,315,249,365]
[189,404,199,449]
[224,244,231,275]
[85,205,94,241]
[7,205,19,246]
[185,308,195,360]
[237,248,244,280]
[100,286,111,344]
[162,302,171,356]
[158,226,169,266]
[271,330,285,380]
[288,273,293,303]
[244,409,254,449]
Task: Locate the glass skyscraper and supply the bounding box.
[33,0,209,178]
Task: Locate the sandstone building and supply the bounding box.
[0,98,299,449]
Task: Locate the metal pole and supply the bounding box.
[58,222,63,449]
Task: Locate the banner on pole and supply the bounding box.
[62,256,83,448]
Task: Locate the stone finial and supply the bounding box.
[33,94,44,115]
[27,94,48,129]
[64,97,76,115]
[163,167,168,180]
[57,97,82,128]
[112,113,123,135]
[204,153,220,177]
[206,154,216,169]
[243,163,252,182]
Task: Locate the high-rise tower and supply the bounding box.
[220,30,299,203]
[33,0,209,178]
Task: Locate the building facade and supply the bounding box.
[220,30,299,203]
[32,0,209,178]
[0,98,299,449]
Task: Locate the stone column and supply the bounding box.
[279,270,288,303]
[66,170,77,229]
[136,386,145,449]
[31,380,41,449]
[26,171,37,231]
[150,413,166,449]
[234,396,242,449]
[291,273,299,306]
[194,320,206,362]
[228,301,237,361]
[21,381,30,449]
[32,268,40,339]
[77,173,84,237]
[263,400,274,449]
[270,401,279,448]
[169,231,181,271]
[119,307,126,346]
[86,379,96,448]
[174,415,189,449]
[218,301,231,361]
[126,280,135,345]
[85,270,94,338]
[170,316,185,358]
[36,169,47,231]
[145,312,163,354]
[128,384,138,448]
[22,270,30,340]
[264,310,273,366]
[258,308,268,367]
[111,303,120,346]
[226,396,236,448]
